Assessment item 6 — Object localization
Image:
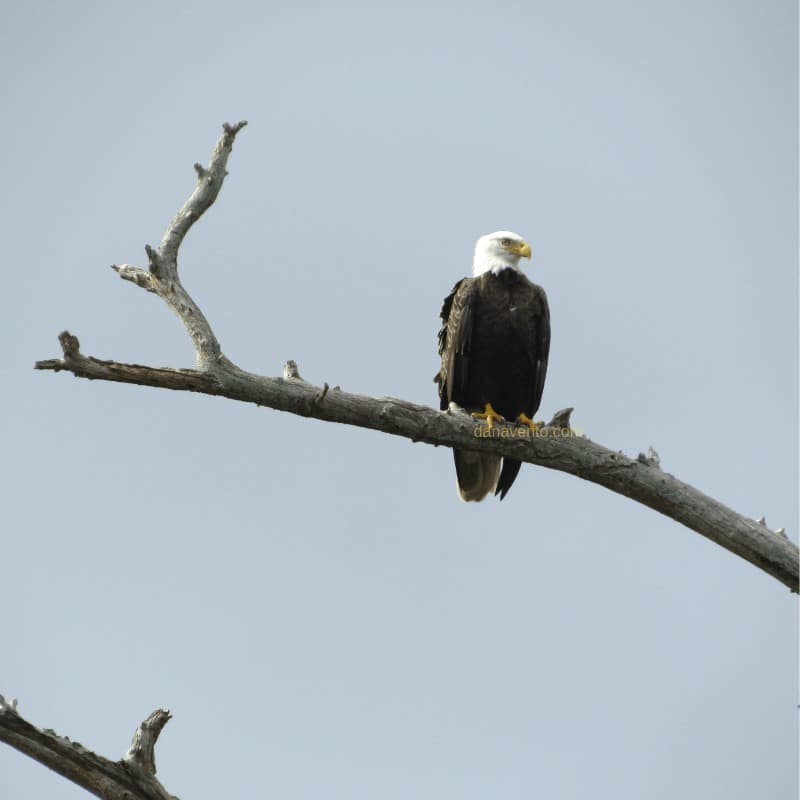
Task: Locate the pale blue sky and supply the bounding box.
[2,2,797,798]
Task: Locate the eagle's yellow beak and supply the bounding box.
[516,242,532,259]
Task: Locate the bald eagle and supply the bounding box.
[435,231,550,501]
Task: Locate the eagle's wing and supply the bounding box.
[437,278,501,501]
[495,284,551,500]
[505,283,550,415]
[528,285,551,415]
[435,278,478,411]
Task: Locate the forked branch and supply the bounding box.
[0,696,175,800]
[111,120,247,368]
[33,122,798,594]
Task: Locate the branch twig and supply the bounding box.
[33,122,799,594]
[111,120,247,369]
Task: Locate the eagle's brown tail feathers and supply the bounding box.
[454,450,502,502]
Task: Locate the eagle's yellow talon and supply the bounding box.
[472,403,505,429]
[516,413,541,431]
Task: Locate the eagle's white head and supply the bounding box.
[472,230,532,277]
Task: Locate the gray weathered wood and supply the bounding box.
[33,120,798,594]
[0,696,175,800]
[35,334,798,592]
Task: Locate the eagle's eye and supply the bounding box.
[500,238,512,247]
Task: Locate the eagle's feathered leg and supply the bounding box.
[471,403,505,429]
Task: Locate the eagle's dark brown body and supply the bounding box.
[436,268,550,500]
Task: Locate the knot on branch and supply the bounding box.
[637,446,662,469]
[314,382,329,405]
[145,244,163,276]
[756,517,788,538]
[378,401,402,431]
[546,407,574,429]
[304,382,329,414]
[283,360,303,380]
[0,694,18,714]
[58,331,81,359]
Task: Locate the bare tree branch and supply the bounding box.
[35,334,799,591]
[33,122,798,595]
[0,696,176,800]
[111,120,247,369]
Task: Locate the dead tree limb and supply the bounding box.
[0,696,175,800]
[33,122,798,593]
